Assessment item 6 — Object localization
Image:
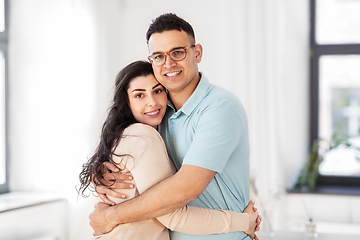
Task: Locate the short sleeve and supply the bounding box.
[183,93,246,173]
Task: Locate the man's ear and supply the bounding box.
[194,44,203,63]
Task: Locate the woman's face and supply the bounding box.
[127,74,167,128]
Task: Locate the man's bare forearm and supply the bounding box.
[108,165,216,225]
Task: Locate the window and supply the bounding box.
[0,0,8,194]
[310,0,360,187]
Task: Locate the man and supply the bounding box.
[90,13,259,240]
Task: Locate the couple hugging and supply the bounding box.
[79,13,262,240]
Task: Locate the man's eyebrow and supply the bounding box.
[151,46,184,55]
[152,83,161,89]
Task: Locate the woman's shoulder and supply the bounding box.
[114,123,161,162]
[123,123,160,138]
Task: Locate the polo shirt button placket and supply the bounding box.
[169,118,174,129]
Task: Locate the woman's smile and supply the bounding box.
[145,109,161,117]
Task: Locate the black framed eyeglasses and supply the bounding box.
[148,45,196,66]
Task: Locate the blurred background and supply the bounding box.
[1,0,360,239]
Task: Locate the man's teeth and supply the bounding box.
[166,71,180,77]
[146,110,159,116]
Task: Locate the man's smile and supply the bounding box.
[165,70,181,77]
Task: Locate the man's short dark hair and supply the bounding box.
[146,13,195,44]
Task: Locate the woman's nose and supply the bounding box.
[146,95,156,107]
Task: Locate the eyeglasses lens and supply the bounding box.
[170,49,186,61]
[151,48,187,66]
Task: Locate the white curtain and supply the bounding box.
[246,0,289,204]
[241,1,309,230]
[233,1,310,229]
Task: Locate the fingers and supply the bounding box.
[255,214,262,232]
[110,180,135,190]
[95,186,126,202]
[248,232,259,240]
[248,199,257,213]
[248,199,255,207]
[98,193,116,205]
[255,218,261,231]
[96,178,135,191]
[101,172,135,191]
[103,172,133,182]
[96,185,128,199]
[254,224,260,232]
[103,162,120,172]
[94,173,136,205]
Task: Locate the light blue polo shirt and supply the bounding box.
[159,73,251,240]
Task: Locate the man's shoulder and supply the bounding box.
[192,74,247,118]
[202,84,243,109]
[208,84,236,98]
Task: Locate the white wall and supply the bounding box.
[280,193,360,235]
[8,0,100,238]
[0,200,68,240]
[6,0,356,239]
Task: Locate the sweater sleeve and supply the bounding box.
[157,206,249,235]
[117,124,249,235]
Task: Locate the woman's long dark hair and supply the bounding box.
[78,61,154,197]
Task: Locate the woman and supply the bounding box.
[79,61,259,239]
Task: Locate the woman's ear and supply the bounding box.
[194,44,203,63]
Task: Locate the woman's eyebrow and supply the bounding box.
[131,88,145,93]
[131,83,161,93]
[152,83,161,89]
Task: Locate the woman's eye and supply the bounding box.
[135,93,143,98]
[154,88,163,94]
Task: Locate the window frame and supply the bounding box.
[310,0,360,187]
[0,0,8,194]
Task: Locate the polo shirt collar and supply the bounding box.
[167,72,210,116]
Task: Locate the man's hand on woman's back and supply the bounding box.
[95,162,135,205]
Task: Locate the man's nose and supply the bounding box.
[164,54,176,68]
